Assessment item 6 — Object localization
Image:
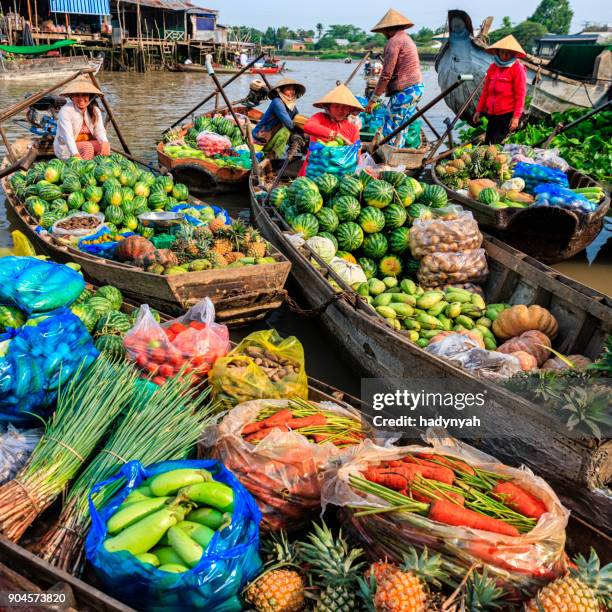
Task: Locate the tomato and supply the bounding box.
[192,355,208,368]
[189,321,207,331]
[135,354,148,368]
[169,322,188,334]
[145,361,159,374]
[158,364,174,377]
[150,348,167,364]
[152,376,166,386]
[165,330,176,342]
[169,351,184,367]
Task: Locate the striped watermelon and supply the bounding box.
[388,227,411,254]
[479,187,500,204]
[95,334,126,360]
[379,254,403,277]
[26,197,46,218]
[407,203,433,220]
[94,165,114,183]
[105,205,124,225]
[123,214,138,231]
[383,203,407,229]
[133,182,150,198]
[316,207,339,232]
[119,170,137,187]
[122,198,135,215]
[95,310,131,335]
[86,296,114,318]
[364,180,394,209]
[104,187,123,207]
[280,202,300,223]
[148,192,168,210]
[82,201,101,215]
[172,183,189,200]
[39,211,62,229]
[70,303,98,332]
[338,175,363,199]
[84,185,103,203]
[96,285,123,309]
[295,190,323,214]
[122,187,135,202]
[336,251,357,264]
[313,173,339,197]
[38,183,63,201]
[358,206,385,233]
[380,171,406,187]
[318,231,338,250]
[418,184,447,208]
[362,232,388,259]
[358,257,378,279]
[291,213,319,239]
[269,187,288,207]
[359,171,374,188]
[67,191,85,210]
[156,176,174,194]
[61,175,81,193]
[394,182,416,207]
[335,222,363,251]
[138,171,157,186]
[331,196,361,222]
[50,199,69,216]
[404,177,423,198]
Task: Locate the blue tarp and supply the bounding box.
[50,0,110,15]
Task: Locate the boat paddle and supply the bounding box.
[0,141,39,180]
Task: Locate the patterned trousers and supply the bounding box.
[76,139,102,160]
[382,82,425,148]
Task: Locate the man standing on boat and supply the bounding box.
[365,9,424,148]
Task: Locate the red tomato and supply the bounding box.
[165,330,176,342]
[150,348,167,364]
[158,364,175,377]
[192,355,208,368]
[169,352,184,367]
[189,321,207,331]
[135,354,148,368]
[145,361,159,374]
[169,322,188,335]
[152,376,166,386]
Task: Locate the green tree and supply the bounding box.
[316,22,324,39]
[315,35,337,50]
[502,16,512,28]
[262,26,277,47]
[511,20,548,51]
[414,27,434,44]
[530,0,573,34]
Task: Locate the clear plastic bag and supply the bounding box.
[85,459,262,611]
[51,212,105,238]
[209,330,308,411]
[503,145,569,172]
[196,131,232,156]
[322,436,569,595]
[418,249,488,287]
[512,162,569,194]
[0,256,85,315]
[211,398,365,531]
[533,184,597,214]
[306,140,361,179]
[0,425,42,484]
[124,300,229,385]
[409,208,482,258]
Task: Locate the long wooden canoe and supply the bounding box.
[430,166,610,264]
[249,173,612,532]
[157,106,263,196]
[374,128,429,174]
[0,158,290,325]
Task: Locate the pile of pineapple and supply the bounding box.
[169,217,275,272]
[244,521,611,612]
[435,145,512,191]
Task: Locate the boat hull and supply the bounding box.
[0,56,103,81]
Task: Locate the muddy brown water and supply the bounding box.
[0,60,609,392]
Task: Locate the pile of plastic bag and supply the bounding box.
[503,145,569,172]
[533,184,598,214]
[512,162,569,194]
[0,425,42,484]
[196,131,233,157]
[306,140,361,179]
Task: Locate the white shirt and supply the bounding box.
[240,53,248,66]
[53,99,108,159]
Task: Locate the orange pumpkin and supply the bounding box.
[430,330,485,349]
[510,351,538,371]
[541,355,592,371]
[497,330,551,366]
[115,235,155,262]
[492,305,558,340]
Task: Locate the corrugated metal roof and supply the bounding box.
[120,0,218,12]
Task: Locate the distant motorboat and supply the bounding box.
[344,57,352,63]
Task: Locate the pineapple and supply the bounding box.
[244,227,267,258]
[212,233,233,257]
[298,521,365,612]
[171,224,199,264]
[525,549,611,611]
[208,214,228,234]
[204,249,227,268]
[463,568,506,610]
[225,251,244,264]
[245,531,305,612]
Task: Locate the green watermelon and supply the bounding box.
[331,196,361,222]
[383,203,408,229]
[61,175,81,193]
[148,192,168,210]
[94,164,114,183]
[103,177,121,191]
[388,227,411,254]
[380,171,406,187]
[289,176,318,198]
[479,187,500,205]
[358,206,385,233]
[362,233,388,259]
[360,171,374,188]
[43,163,62,184]
[404,177,423,198]
[26,197,46,218]
[280,203,300,223]
[338,175,363,199]
[138,225,155,239]
[133,182,150,198]
[404,256,421,276]
[95,310,131,335]
[104,186,123,208]
[38,183,63,201]
[335,251,357,263]
[407,203,432,220]
[291,213,319,239]
[335,222,364,252]
[364,180,394,209]
[74,288,93,304]
[67,191,85,210]
[172,183,189,200]
[156,175,174,194]
[105,222,118,233]
[132,196,148,212]
[358,257,378,280]
[110,162,122,178]
[318,231,338,250]
[269,186,287,207]
[70,303,98,332]
[122,187,135,202]
[379,254,403,277]
[39,211,61,229]
[50,199,69,216]
[82,201,101,215]
[95,285,123,310]
[119,170,137,187]
[81,173,98,187]
[124,214,138,231]
[122,199,135,215]
[394,182,416,207]
[316,207,339,232]
[418,184,447,208]
[86,296,114,318]
[313,173,339,197]
[84,185,103,203]
[295,190,323,214]
[105,205,124,225]
[95,334,126,360]
[138,171,157,187]
[0,305,26,331]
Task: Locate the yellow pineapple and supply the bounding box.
[202,247,227,268]
[224,251,244,264]
[525,549,611,612]
[212,236,233,257]
[208,215,227,234]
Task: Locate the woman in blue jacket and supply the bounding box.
[252,77,305,158]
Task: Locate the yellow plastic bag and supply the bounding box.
[209,329,308,410]
[0,231,40,258]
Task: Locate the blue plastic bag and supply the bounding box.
[171,204,231,227]
[86,459,262,612]
[78,228,136,259]
[533,183,597,214]
[0,257,84,315]
[0,307,98,423]
[512,162,569,194]
[306,140,361,179]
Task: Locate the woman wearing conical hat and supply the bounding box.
[54,76,110,160]
[474,35,527,144]
[252,76,306,159]
[365,9,424,148]
[298,84,364,176]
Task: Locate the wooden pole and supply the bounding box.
[25,0,32,28]
[87,72,132,154]
[0,124,16,162]
[205,58,246,139]
[244,120,260,183]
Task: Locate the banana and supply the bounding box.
[445,292,472,304]
[391,293,417,306]
[416,291,444,310]
[438,314,453,331]
[389,303,414,318]
[400,279,417,295]
[475,316,491,328]
[455,315,475,329]
[401,318,421,331]
[417,313,444,330]
[471,294,486,310]
[416,338,429,348]
[373,293,393,307]
[406,330,419,342]
[445,302,462,319]
[376,306,396,319]
[427,300,448,317]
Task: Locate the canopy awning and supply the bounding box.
[50,0,110,15]
[0,40,77,54]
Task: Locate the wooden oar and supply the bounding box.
[0,142,39,180]
[165,53,264,132]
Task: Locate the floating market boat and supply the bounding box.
[430,166,610,264]
[0,155,290,325]
[436,10,612,120]
[249,172,612,531]
[374,128,430,173]
[250,63,284,74]
[157,106,264,196]
[175,63,242,74]
[0,40,103,81]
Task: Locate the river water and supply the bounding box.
[0,60,609,390]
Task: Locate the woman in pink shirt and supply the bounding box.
[299,84,363,176]
[474,35,527,144]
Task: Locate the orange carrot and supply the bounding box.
[285,414,327,429]
[362,469,410,491]
[416,453,476,475]
[367,464,455,486]
[492,482,547,519]
[260,409,294,428]
[428,499,519,537]
[242,422,263,435]
[411,489,465,506]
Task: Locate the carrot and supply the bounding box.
[428,499,520,537]
[244,431,271,444]
[362,469,410,491]
[416,453,476,475]
[381,460,405,468]
[285,414,328,429]
[411,489,465,506]
[492,482,547,519]
[259,409,294,428]
[366,464,455,486]
[242,422,263,436]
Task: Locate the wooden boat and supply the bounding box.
[250,64,284,74]
[157,106,264,196]
[0,54,103,81]
[430,166,610,263]
[249,171,612,532]
[373,128,429,173]
[436,10,612,120]
[0,154,290,325]
[175,63,241,74]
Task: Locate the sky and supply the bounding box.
[197,1,612,34]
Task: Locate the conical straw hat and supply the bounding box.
[60,76,103,97]
[486,35,526,59]
[268,76,306,99]
[371,8,414,32]
[313,84,364,111]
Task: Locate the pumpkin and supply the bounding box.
[541,355,592,371]
[135,248,179,270]
[115,235,155,262]
[510,351,538,371]
[429,330,485,349]
[497,330,551,366]
[492,305,558,340]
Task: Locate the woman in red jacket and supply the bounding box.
[474,35,527,145]
[299,84,364,176]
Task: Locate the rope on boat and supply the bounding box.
[282,289,360,318]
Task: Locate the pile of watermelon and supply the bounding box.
[271,171,449,280]
[9,154,191,235]
[186,114,245,150]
